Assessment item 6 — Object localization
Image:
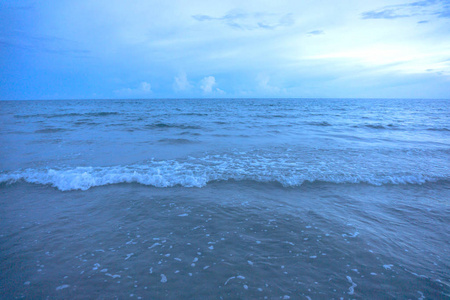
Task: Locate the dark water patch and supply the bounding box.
[34,128,71,134]
[67,140,95,145]
[15,112,119,119]
[148,123,171,128]
[352,124,400,130]
[365,124,388,130]
[255,114,290,119]
[29,139,63,144]
[178,131,202,136]
[74,121,89,126]
[105,123,128,127]
[212,134,231,137]
[87,112,119,117]
[73,121,100,126]
[158,138,199,144]
[427,127,450,132]
[16,113,83,119]
[4,130,29,135]
[179,113,209,117]
[145,123,202,130]
[14,113,48,119]
[267,124,294,128]
[123,127,143,132]
[268,130,282,134]
[308,121,332,127]
[50,113,83,118]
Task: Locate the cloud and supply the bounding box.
[173,72,192,91]
[308,30,324,36]
[200,76,216,93]
[361,0,450,20]
[114,81,152,97]
[362,9,409,19]
[139,82,152,92]
[192,10,294,30]
[256,73,284,95]
[199,76,225,95]
[3,1,450,100]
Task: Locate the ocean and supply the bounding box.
[0,98,449,299]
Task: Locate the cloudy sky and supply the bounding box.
[1,0,449,99]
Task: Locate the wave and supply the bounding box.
[351,124,399,130]
[0,160,445,191]
[34,128,71,133]
[15,112,119,119]
[255,114,290,119]
[427,127,450,132]
[145,123,202,130]
[308,121,332,127]
[74,121,100,126]
[365,124,387,129]
[179,113,209,116]
[90,112,119,117]
[158,138,199,144]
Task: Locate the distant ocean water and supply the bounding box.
[0,99,449,298]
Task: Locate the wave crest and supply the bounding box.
[0,160,443,191]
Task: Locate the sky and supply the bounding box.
[0,0,449,99]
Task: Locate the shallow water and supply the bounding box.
[1,181,449,299]
[0,99,449,298]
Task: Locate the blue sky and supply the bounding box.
[1,0,449,99]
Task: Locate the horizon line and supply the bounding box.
[1,97,449,101]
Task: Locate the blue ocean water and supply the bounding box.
[0,99,449,298]
[1,99,449,188]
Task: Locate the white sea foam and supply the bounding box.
[56,284,70,291]
[0,152,446,191]
[160,274,167,283]
[346,276,357,295]
[224,276,235,285]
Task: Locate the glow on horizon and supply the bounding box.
[0,0,449,100]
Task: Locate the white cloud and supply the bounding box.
[114,81,152,97]
[200,76,216,93]
[173,72,192,91]
[256,73,284,94]
[139,81,151,92]
[217,88,225,94]
[199,76,226,95]
[192,10,295,31]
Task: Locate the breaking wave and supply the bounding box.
[0,157,445,191]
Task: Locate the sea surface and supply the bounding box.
[0,98,449,299]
